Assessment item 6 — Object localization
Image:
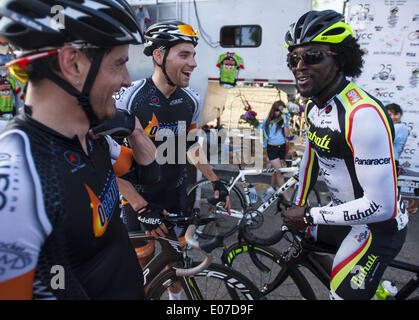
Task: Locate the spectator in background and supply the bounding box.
[261,100,291,203]
[386,103,417,214]
[386,103,408,168]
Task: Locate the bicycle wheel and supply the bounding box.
[187,179,246,239]
[146,262,264,300]
[225,242,316,300]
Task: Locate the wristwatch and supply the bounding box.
[303,206,314,226]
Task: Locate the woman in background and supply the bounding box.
[261,100,291,202]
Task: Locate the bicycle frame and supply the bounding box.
[389,259,419,300]
[129,230,262,300]
[129,232,184,289]
[223,160,301,218]
[271,229,419,300]
[275,235,334,290]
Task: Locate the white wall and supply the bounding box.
[126,0,312,123]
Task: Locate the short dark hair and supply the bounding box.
[26,47,111,84]
[386,103,403,115]
[329,36,364,78]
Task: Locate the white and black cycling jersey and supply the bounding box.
[295,79,408,231]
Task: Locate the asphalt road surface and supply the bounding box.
[202,168,419,300]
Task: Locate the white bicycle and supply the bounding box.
[187,157,324,240]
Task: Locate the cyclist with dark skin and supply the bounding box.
[282,10,408,300]
[0,0,156,299]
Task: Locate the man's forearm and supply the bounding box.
[187,145,218,182]
[116,177,147,211]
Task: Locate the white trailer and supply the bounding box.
[126,0,312,125]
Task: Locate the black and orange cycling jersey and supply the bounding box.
[115,77,201,192]
[114,77,201,237]
[0,110,145,299]
[295,79,409,299]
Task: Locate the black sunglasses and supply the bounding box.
[287,50,337,68]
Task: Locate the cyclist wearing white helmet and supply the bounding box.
[282,10,408,300]
[0,0,156,299]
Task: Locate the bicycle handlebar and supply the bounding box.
[174,224,214,277]
[239,222,286,246]
[164,210,225,277]
[239,157,301,176]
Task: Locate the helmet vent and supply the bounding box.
[295,27,302,40]
[323,27,345,36]
[79,16,121,35]
[5,22,26,34]
[8,2,44,18]
[306,25,323,37]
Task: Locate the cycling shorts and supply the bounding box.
[309,224,407,300]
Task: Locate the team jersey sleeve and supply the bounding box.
[0,130,52,299]
[294,102,319,207]
[216,54,225,67]
[310,105,398,225]
[184,87,202,131]
[294,135,319,207]
[104,136,133,177]
[113,79,146,113]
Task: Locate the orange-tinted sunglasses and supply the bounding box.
[177,24,199,37]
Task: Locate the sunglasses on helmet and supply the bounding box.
[287,49,337,69]
[177,24,199,37]
[6,49,59,84]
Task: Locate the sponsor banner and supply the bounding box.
[346,0,419,177]
[398,174,419,199]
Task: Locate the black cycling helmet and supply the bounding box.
[0,0,143,125]
[143,20,198,86]
[143,20,198,56]
[0,0,143,49]
[285,10,354,51]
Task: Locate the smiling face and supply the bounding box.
[89,45,131,120]
[163,42,197,88]
[289,43,340,102]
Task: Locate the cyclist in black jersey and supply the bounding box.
[281,10,408,300]
[0,0,157,299]
[114,21,230,300]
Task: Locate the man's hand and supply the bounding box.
[128,117,156,166]
[137,203,169,239]
[281,205,307,231]
[91,109,135,137]
[212,180,230,213]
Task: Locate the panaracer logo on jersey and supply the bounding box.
[354,157,391,165]
[307,129,331,150]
